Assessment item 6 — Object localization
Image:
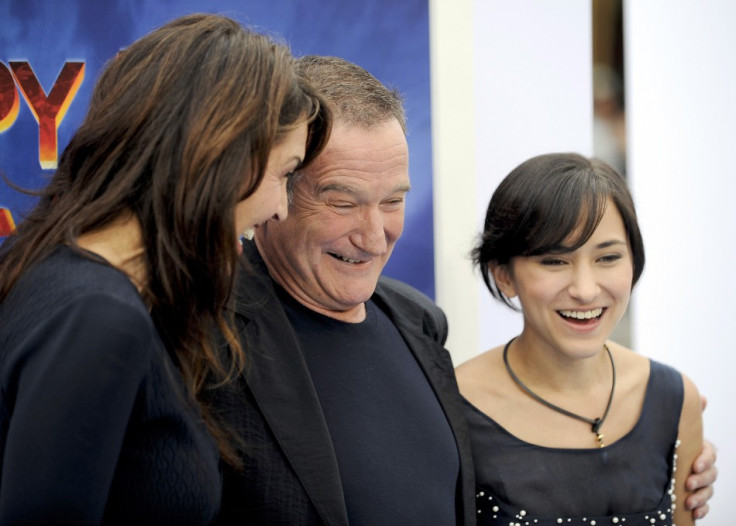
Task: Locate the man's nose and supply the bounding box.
[355,207,388,256]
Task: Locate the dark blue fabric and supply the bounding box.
[0,246,221,524]
[281,289,459,526]
[216,242,474,525]
[465,360,683,525]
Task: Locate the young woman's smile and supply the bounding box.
[494,198,634,359]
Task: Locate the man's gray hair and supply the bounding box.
[296,55,406,133]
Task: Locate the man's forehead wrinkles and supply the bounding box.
[317,181,410,193]
[308,155,403,174]
[324,163,408,176]
[326,153,408,168]
[326,141,407,158]
[317,182,357,194]
[309,158,409,180]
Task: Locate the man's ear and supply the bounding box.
[490,262,517,299]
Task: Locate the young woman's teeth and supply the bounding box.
[559,308,603,320]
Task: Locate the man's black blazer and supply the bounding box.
[215,242,475,525]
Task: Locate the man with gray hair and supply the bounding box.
[217,55,473,524]
[216,56,716,525]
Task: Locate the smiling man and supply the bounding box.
[257,119,411,322]
[215,57,716,526]
[216,55,474,525]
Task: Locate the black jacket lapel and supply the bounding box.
[234,245,348,525]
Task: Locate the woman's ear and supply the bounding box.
[490,262,517,299]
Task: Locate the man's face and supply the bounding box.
[255,120,410,322]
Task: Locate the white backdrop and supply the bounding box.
[625,1,736,521]
[431,0,733,520]
[432,0,593,367]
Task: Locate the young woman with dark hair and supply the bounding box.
[458,153,702,526]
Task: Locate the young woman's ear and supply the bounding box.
[490,262,517,299]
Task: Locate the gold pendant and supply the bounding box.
[596,432,605,448]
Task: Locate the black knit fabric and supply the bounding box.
[0,246,221,524]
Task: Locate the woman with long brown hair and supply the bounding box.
[0,13,330,523]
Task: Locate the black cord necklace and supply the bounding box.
[502,338,616,448]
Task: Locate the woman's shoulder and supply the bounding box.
[455,344,507,398]
[4,246,145,318]
[606,341,690,390]
[604,340,652,383]
[604,340,647,363]
[456,345,505,375]
[0,247,157,375]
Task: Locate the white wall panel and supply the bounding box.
[625,1,736,520]
[432,0,593,365]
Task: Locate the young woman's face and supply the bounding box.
[494,198,634,359]
[234,123,308,253]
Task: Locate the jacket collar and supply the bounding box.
[234,242,349,525]
[232,242,472,524]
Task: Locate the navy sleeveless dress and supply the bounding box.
[464,360,683,526]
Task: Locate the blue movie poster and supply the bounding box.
[0,0,434,297]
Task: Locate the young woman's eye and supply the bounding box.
[540,258,566,266]
[599,253,623,263]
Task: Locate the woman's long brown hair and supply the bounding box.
[0,13,331,466]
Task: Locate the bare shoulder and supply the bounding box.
[674,372,704,526]
[677,371,703,461]
[604,339,648,364]
[455,345,505,397]
[455,344,505,378]
[679,372,702,424]
[605,339,651,382]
